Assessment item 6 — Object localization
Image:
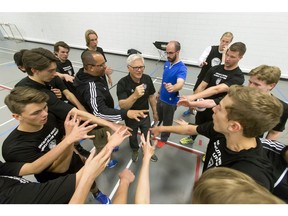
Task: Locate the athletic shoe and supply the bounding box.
[179,136,194,145]
[94,191,111,204]
[156,140,166,148]
[113,146,120,152]
[150,154,158,162]
[132,150,139,162]
[74,143,90,158]
[106,159,118,168]
[182,109,191,117]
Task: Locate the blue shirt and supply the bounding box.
[159,61,187,105]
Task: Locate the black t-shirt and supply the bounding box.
[0,161,26,189]
[48,76,68,92]
[197,121,275,191]
[2,114,83,183]
[261,138,288,202]
[0,165,75,204]
[273,97,288,132]
[203,64,244,100]
[0,161,75,204]
[16,77,73,121]
[117,74,156,110]
[56,59,75,76]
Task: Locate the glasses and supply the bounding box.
[165,51,176,55]
[128,65,145,71]
[94,62,106,69]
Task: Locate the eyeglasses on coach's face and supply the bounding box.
[94,62,106,69]
[128,65,145,71]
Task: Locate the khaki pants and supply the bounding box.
[88,127,109,154]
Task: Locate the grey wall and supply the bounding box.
[0,12,288,78]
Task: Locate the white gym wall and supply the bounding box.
[0,12,287,78]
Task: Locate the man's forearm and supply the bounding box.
[47,145,74,173]
[119,94,138,110]
[158,124,198,135]
[19,138,72,176]
[69,172,95,204]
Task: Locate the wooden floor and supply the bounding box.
[0,38,287,205]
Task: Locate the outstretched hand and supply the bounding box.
[174,118,189,126]
[134,84,146,99]
[163,82,175,93]
[127,110,149,122]
[109,122,132,136]
[82,148,111,179]
[140,131,156,160]
[118,168,135,185]
[64,111,98,144]
[177,97,190,107]
[149,126,161,138]
[106,126,131,150]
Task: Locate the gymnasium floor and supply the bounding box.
[0,38,287,204]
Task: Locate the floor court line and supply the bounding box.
[0,105,7,110]
[0,61,14,66]
[0,118,15,127]
[0,84,12,91]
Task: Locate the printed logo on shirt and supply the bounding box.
[0,175,30,184]
[214,72,228,85]
[49,139,57,150]
[214,72,228,80]
[216,78,221,85]
[207,140,222,168]
[211,57,221,67]
[38,127,59,151]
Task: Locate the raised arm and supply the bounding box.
[69,126,131,204]
[118,84,145,110]
[113,168,135,204]
[188,83,229,101]
[70,107,124,133]
[150,123,199,138]
[69,148,111,204]
[135,132,156,204]
[62,89,87,111]
[163,78,185,93]
[19,111,97,176]
[56,72,75,83]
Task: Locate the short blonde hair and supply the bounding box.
[226,85,283,137]
[192,167,285,204]
[248,65,281,85]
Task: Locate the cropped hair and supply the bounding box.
[5,86,49,114]
[169,40,181,51]
[22,48,58,76]
[85,29,98,47]
[54,41,70,52]
[248,65,281,85]
[81,50,103,69]
[228,42,246,57]
[127,53,145,66]
[226,85,283,137]
[192,167,285,204]
[221,32,234,41]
